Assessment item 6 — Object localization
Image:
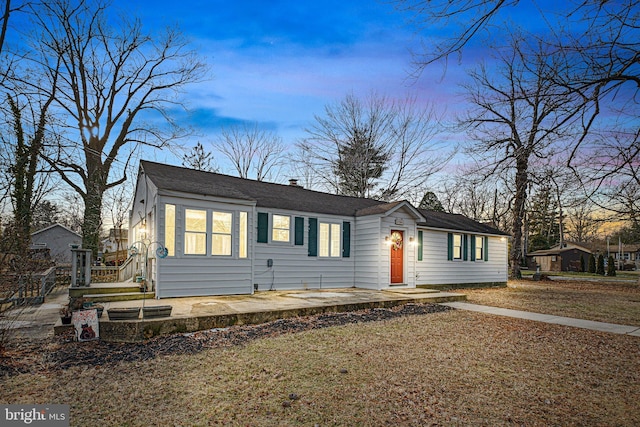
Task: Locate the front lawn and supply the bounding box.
[464,278,640,326]
[1,302,639,426]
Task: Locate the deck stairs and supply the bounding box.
[69,281,155,302]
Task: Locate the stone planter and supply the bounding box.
[142,305,172,319]
[83,303,104,318]
[107,307,141,321]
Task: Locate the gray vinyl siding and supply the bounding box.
[30,225,82,264]
[155,195,255,298]
[253,210,355,291]
[158,257,253,297]
[354,216,382,289]
[416,229,508,285]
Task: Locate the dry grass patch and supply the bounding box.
[464,279,640,326]
[2,310,639,426]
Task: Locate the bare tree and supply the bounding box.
[564,198,602,243]
[393,0,516,72]
[297,92,447,200]
[0,0,29,82]
[460,37,590,277]
[0,69,60,260]
[21,0,207,256]
[395,1,639,168]
[214,123,285,181]
[438,168,511,231]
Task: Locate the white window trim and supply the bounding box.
[319,222,341,258]
[271,214,291,243]
[184,208,208,256]
[475,235,484,261]
[211,210,233,257]
[164,204,175,257]
[239,211,248,258]
[453,233,463,260]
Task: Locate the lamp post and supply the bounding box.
[129,239,168,292]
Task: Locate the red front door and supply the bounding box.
[390,230,404,284]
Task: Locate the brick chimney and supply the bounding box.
[288,178,302,188]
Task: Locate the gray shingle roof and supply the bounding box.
[142,161,383,216]
[141,161,509,236]
[417,209,509,236]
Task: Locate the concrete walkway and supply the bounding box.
[441,302,640,337]
[0,286,69,342]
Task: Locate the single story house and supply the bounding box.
[30,223,82,264]
[130,161,509,298]
[587,241,640,270]
[527,242,592,272]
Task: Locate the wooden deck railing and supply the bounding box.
[1,266,58,306]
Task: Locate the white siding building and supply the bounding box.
[131,161,509,298]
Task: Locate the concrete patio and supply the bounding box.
[55,287,466,342]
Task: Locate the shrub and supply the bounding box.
[580,255,586,272]
[588,254,596,273]
[607,256,616,276]
[597,254,605,275]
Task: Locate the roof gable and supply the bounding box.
[31,223,81,238]
[356,201,425,221]
[529,242,592,256]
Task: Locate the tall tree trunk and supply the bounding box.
[82,160,106,258]
[9,98,30,260]
[510,157,528,278]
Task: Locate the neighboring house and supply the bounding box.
[101,228,129,253]
[614,244,640,269]
[99,228,129,265]
[588,241,640,270]
[130,161,509,298]
[30,223,82,264]
[527,242,592,272]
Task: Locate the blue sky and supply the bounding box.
[113,0,489,169]
[105,0,601,183]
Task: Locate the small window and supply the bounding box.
[211,211,232,256]
[319,222,341,257]
[453,234,463,260]
[185,209,207,255]
[239,212,248,258]
[272,215,290,242]
[165,204,175,256]
[475,235,484,260]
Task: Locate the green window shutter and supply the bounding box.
[294,217,304,246]
[447,233,453,261]
[342,221,351,258]
[257,212,268,243]
[463,234,468,261]
[418,230,423,261]
[470,235,476,262]
[308,217,318,257]
[484,236,489,261]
